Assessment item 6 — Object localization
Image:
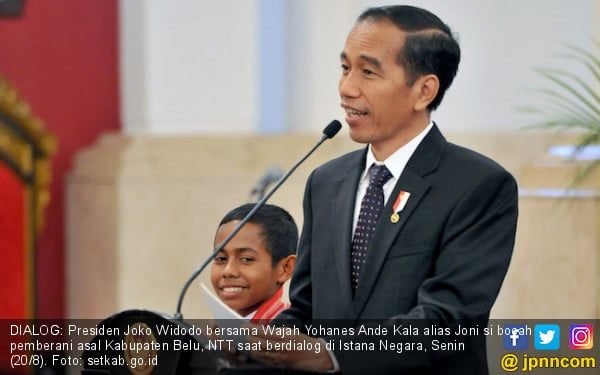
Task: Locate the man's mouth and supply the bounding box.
[344,106,368,118]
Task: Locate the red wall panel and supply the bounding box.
[0,164,28,319]
[0,163,29,371]
[0,0,120,318]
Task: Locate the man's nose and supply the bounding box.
[339,72,360,99]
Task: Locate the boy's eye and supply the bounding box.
[340,64,349,73]
[240,257,255,263]
[363,68,374,75]
[213,255,227,263]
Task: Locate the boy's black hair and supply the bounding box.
[218,203,298,266]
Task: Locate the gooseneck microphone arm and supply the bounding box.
[174,120,342,319]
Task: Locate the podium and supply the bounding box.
[81,310,318,374]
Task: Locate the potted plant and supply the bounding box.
[521,40,600,185]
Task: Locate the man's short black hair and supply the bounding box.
[357,5,461,110]
[218,203,298,266]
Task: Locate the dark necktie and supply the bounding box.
[351,164,392,291]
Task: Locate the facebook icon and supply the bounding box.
[503,324,529,350]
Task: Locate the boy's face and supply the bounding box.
[210,221,293,317]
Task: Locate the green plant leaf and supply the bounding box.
[573,159,600,186]
[522,41,600,186]
[535,68,600,118]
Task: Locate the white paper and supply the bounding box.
[200,282,244,320]
[200,283,250,349]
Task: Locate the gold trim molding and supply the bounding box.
[0,75,56,234]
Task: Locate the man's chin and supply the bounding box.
[348,131,370,144]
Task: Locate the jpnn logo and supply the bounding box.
[534,324,560,350]
[503,324,529,350]
[569,324,593,350]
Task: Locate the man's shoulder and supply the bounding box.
[313,148,365,175]
[444,141,510,175]
[438,142,517,191]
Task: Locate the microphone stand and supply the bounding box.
[174,121,341,319]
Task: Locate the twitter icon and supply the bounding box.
[535,324,560,350]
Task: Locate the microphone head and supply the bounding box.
[323,120,342,139]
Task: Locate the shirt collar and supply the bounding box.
[363,122,434,180]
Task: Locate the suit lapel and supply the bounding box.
[351,125,447,316]
[351,171,430,311]
[329,150,366,314]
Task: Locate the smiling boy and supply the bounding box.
[210,204,297,324]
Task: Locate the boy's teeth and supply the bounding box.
[223,287,244,292]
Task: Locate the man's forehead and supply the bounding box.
[342,20,406,60]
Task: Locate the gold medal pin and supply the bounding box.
[391,190,411,224]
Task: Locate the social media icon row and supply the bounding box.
[502,324,593,350]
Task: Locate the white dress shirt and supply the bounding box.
[352,122,433,234]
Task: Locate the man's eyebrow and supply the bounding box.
[339,51,382,69]
[359,54,381,69]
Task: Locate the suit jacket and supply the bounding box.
[276,125,518,374]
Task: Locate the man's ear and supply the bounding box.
[414,74,439,111]
[276,255,297,284]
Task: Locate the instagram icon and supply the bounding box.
[569,324,593,349]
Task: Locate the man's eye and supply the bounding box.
[240,257,255,263]
[340,64,349,72]
[213,256,226,263]
[363,69,374,75]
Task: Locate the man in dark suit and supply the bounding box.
[249,5,518,374]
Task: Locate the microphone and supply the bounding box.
[250,165,284,202]
[174,120,342,319]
